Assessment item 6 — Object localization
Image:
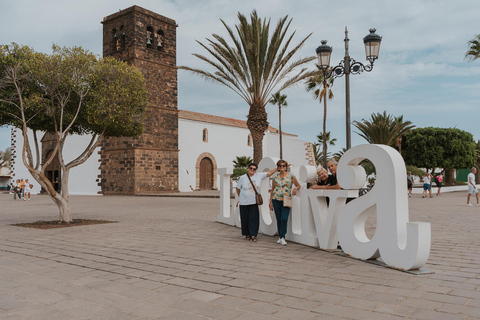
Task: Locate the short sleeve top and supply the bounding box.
[236,172,268,205]
[271,172,295,201]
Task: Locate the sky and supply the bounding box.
[0,0,479,155]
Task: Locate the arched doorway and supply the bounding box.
[199,157,213,190]
[195,152,217,191]
[43,149,61,192]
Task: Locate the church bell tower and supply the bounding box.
[100,6,179,194]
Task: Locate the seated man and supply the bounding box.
[310,166,329,189]
[325,160,341,189]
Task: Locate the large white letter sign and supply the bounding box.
[337,144,431,270]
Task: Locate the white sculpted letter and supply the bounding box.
[337,144,431,270]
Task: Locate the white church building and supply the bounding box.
[10,112,314,195]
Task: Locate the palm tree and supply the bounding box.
[269,92,287,159]
[316,131,337,151]
[465,34,480,61]
[231,156,253,180]
[180,11,315,163]
[312,143,331,168]
[306,65,334,168]
[352,111,415,148]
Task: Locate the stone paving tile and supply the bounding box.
[196,305,245,319]
[273,307,318,320]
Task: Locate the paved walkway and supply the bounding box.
[0,191,479,319]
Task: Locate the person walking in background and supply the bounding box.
[436,173,443,196]
[422,172,433,198]
[19,178,25,200]
[13,179,21,200]
[24,179,32,201]
[467,167,479,206]
[407,171,414,197]
[236,164,277,242]
[269,160,301,246]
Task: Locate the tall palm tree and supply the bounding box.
[306,65,334,168]
[269,92,287,159]
[180,11,315,163]
[465,34,480,61]
[352,111,415,147]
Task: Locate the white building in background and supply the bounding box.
[10,110,315,195]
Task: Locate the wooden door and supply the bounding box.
[199,157,213,190]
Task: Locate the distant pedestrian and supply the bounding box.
[20,178,25,199]
[436,174,443,196]
[407,171,414,197]
[24,179,32,201]
[236,164,277,242]
[467,167,479,206]
[13,179,21,200]
[422,173,432,198]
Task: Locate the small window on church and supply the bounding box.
[247,134,252,147]
[146,26,154,48]
[203,128,208,142]
[112,29,118,51]
[156,29,164,51]
[120,25,126,49]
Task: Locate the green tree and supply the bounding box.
[353,111,415,150]
[402,127,476,183]
[465,34,480,61]
[0,147,11,169]
[269,92,287,159]
[0,43,148,222]
[180,10,315,163]
[306,65,334,168]
[231,156,253,181]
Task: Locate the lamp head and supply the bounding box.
[363,28,382,62]
[316,40,333,68]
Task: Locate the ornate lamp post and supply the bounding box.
[316,27,382,150]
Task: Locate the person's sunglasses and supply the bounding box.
[278,164,286,168]
[249,167,257,171]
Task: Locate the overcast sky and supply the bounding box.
[1,0,479,155]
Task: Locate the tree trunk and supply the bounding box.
[247,104,269,164]
[322,80,328,169]
[445,168,455,185]
[279,104,283,159]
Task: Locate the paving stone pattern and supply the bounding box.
[0,191,479,319]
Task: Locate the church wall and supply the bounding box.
[264,133,314,168]
[178,119,255,192]
[10,128,100,196]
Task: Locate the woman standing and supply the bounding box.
[236,163,277,242]
[422,173,432,198]
[436,174,443,196]
[269,160,301,245]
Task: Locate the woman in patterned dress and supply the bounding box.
[269,160,301,245]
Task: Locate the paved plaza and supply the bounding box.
[0,190,479,320]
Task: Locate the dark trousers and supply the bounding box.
[239,204,260,237]
[272,199,290,239]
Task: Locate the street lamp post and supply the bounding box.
[315,27,382,150]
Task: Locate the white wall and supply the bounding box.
[264,132,310,168]
[178,120,311,192]
[10,128,101,196]
[178,119,256,192]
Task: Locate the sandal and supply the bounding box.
[246,236,251,240]
[251,236,257,242]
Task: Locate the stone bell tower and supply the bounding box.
[100,6,179,194]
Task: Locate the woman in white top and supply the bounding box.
[236,163,277,242]
[422,173,432,198]
[24,179,32,200]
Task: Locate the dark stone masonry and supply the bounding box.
[100,6,179,195]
